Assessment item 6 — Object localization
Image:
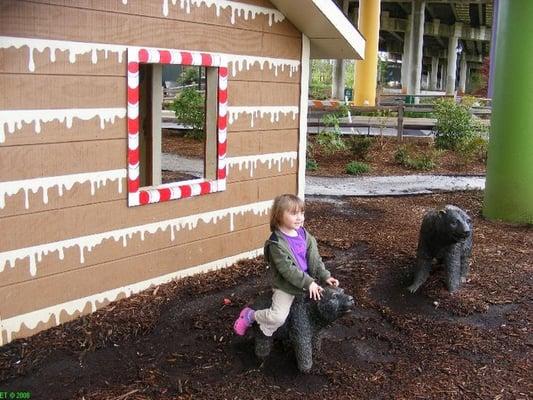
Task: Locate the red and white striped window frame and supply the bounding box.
[127,47,228,207]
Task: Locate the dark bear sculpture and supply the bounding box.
[408,204,473,293]
[252,286,354,373]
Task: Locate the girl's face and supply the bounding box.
[281,208,305,231]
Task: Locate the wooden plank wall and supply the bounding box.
[0,0,302,344]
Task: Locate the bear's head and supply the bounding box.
[439,205,472,242]
[315,287,355,324]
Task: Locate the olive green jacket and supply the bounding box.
[263,228,331,296]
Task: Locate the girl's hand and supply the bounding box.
[309,282,324,300]
[325,277,339,287]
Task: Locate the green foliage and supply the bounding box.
[433,98,475,150]
[171,88,205,140]
[306,158,319,171]
[348,136,374,160]
[406,152,438,171]
[393,144,440,171]
[346,161,370,175]
[177,66,200,86]
[456,134,489,166]
[316,130,346,155]
[310,60,332,100]
[394,145,410,165]
[316,108,348,155]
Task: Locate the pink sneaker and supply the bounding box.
[233,307,255,336]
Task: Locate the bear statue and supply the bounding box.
[408,204,473,293]
[252,286,354,373]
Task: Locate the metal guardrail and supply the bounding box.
[308,101,491,139]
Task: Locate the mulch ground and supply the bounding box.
[307,136,487,177]
[1,192,531,399]
[162,130,204,159]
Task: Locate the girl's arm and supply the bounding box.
[307,234,332,283]
[269,243,314,290]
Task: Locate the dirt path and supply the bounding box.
[0,192,531,400]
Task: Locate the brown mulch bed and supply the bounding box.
[162,129,204,159]
[1,192,531,399]
[307,136,487,177]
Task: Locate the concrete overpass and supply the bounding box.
[330,0,494,101]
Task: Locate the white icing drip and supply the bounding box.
[228,55,300,77]
[227,152,297,177]
[0,108,126,143]
[0,36,300,80]
[0,36,125,72]
[0,200,272,277]
[0,170,127,210]
[227,106,299,127]
[161,0,285,26]
[0,248,263,345]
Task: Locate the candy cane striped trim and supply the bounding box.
[127,48,228,207]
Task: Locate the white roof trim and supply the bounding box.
[269,0,365,59]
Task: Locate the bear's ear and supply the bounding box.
[438,208,447,216]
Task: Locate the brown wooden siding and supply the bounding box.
[0,0,302,343]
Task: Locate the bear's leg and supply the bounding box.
[445,246,462,292]
[254,334,273,359]
[312,331,324,354]
[408,256,433,293]
[460,239,473,283]
[294,338,313,373]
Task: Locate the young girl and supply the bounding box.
[233,194,339,337]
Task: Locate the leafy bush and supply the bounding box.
[172,88,205,140]
[348,136,374,160]
[306,159,319,171]
[177,67,200,86]
[456,134,488,166]
[316,108,348,155]
[394,145,410,165]
[346,161,370,175]
[405,152,438,171]
[393,144,440,171]
[433,98,475,150]
[316,130,346,154]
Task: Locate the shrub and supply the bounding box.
[348,136,374,160]
[172,88,205,140]
[433,98,475,150]
[346,161,370,175]
[393,144,440,171]
[306,159,319,171]
[456,134,489,166]
[393,145,410,165]
[405,152,437,171]
[316,109,348,155]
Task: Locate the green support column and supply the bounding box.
[483,0,533,223]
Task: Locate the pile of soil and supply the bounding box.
[1,192,531,399]
[307,137,487,177]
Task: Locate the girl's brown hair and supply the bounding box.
[270,194,305,232]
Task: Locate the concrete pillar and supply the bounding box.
[484,0,533,223]
[439,62,445,90]
[458,52,467,94]
[446,24,461,95]
[407,0,425,100]
[331,0,349,100]
[353,0,381,106]
[488,0,499,98]
[332,60,345,99]
[401,15,412,93]
[430,56,439,90]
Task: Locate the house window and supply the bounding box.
[127,48,228,207]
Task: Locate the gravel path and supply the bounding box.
[305,174,485,196]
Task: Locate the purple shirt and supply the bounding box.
[281,227,308,272]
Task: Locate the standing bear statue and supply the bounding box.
[408,204,473,293]
[252,286,354,373]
